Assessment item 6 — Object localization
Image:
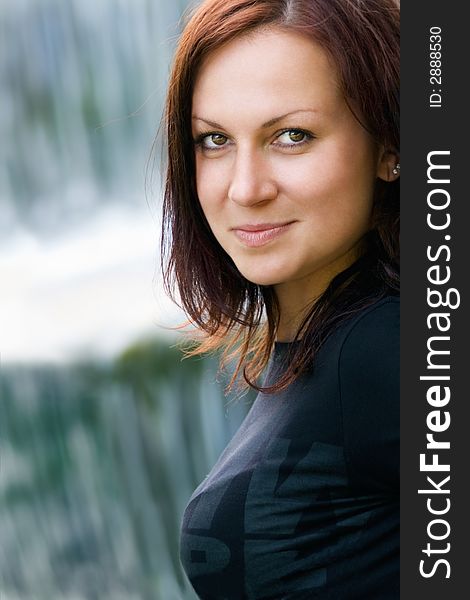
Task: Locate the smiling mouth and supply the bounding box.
[232,222,295,247]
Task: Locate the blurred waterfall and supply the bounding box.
[0,341,252,599]
[1,0,196,362]
[1,0,190,235]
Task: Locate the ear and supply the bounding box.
[376,148,400,182]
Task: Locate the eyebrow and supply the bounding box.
[191,109,317,130]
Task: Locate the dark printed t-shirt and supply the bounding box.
[180,297,399,599]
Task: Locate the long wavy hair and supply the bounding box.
[161,0,400,393]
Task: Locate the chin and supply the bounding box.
[234,255,297,286]
[236,267,285,287]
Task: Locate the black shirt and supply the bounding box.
[180,297,399,599]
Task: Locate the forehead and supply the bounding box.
[192,28,343,124]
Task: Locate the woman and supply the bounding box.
[161,0,400,597]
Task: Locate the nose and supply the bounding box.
[228,147,278,206]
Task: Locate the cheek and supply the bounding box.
[307,132,378,190]
[195,157,227,219]
[290,163,375,236]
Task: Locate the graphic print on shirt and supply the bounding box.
[244,437,374,599]
[182,428,375,599]
[180,387,297,587]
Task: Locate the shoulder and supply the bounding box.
[338,296,399,372]
[335,296,399,489]
[342,296,400,351]
[336,295,399,397]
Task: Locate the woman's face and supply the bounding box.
[192,28,393,296]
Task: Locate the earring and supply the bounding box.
[392,163,400,176]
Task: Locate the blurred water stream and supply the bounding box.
[1,0,193,361]
[0,344,251,598]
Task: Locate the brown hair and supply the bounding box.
[161,0,400,393]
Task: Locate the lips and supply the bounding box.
[232,222,295,247]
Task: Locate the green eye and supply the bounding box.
[194,132,230,152]
[287,130,306,143]
[276,129,312,147]
[194,132,230,151]
[210,134,227,146]
[200,133,228,148]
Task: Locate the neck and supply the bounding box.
[274,282,322,342]
[273,244,364,342]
